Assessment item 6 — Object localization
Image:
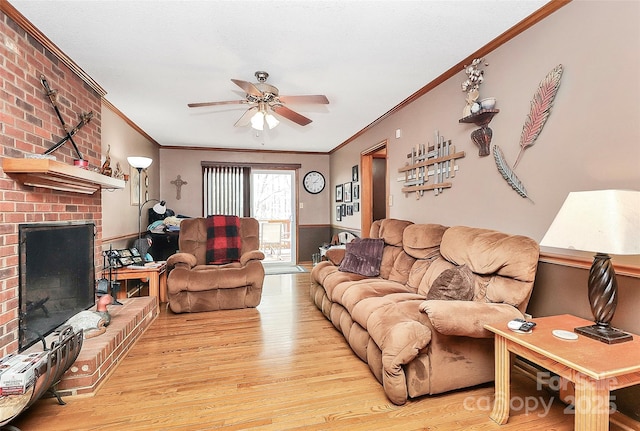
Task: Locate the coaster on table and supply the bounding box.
[552,329,578,340]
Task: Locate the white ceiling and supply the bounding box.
[10,1,548,153]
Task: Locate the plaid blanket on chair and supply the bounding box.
[205,215,242,264]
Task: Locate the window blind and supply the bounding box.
[202,165,250,217]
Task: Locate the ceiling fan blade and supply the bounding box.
[272,105,313,126]
[231,79,262,98]
[279,95,329,105]
[234,106,258,127]
[188,100,246,108]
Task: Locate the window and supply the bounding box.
[202,165,250,217]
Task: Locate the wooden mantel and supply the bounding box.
[2,157,125,194]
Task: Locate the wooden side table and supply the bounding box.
[485,314,640,431]
[114,262,167,302]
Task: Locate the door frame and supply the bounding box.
[360,140,387,237]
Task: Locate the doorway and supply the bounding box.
[360,141,387,237]
[251,169,296,265]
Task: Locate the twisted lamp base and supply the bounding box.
[574,253,632,344]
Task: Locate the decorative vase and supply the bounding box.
[471,126,493,157]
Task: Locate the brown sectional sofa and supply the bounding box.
[310,218,540,405]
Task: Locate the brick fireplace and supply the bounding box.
[1,6,106,358]
[0,6,159,400]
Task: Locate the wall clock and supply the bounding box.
[303,171,325,194]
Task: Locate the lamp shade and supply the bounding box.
[152,200,167,215]
[540,190,640,255]
[127,156,153,169]
[250,111,264,131]
[265,112,279,129]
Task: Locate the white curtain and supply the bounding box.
[202,165,248,217]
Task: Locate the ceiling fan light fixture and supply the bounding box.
[250,111,264,130]
[189,71,327,128]
[265,113,279,129]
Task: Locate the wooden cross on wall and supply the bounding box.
[170,175,188,200]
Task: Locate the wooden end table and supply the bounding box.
[485,314,640,431]
[114,262,167,302]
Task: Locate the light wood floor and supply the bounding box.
[11,269,624,430]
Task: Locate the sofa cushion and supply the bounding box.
[426,265,474,301]
[325,247,346,265]
[439,226,540,310]
[387,251,416,285]
[339,238,385,277]
[402,223,448,259]
[377,218,413,246]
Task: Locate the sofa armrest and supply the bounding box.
[167,252,197,270]
[419,300,524,338]
[325,248,346,265]
[240,250,265,266]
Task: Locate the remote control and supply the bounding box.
[519,321,536,332]
[507,319,526,330]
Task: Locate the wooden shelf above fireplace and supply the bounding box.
[2,157,125,194]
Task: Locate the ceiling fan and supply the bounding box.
[188,71,329,130]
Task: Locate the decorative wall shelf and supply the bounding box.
[398,136,465,198]
[459,109,499,157]
[2,157,125,194]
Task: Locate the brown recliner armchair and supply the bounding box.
[166,217,265,313]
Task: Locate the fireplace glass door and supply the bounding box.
[18,222,95,351]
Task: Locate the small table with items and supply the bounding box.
[484,314,640,431]
[114,262,168,303]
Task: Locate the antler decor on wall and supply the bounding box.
[493,64,563,201]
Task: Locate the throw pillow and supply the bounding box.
[426,264,475,301]
[339,238,385,277]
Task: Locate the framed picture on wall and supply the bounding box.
[130,167,149,206]
[341,204,347,217]
[354,202,360,212]
[344,182,352,203]
[353,184,359,200]
[352,165,359,182]
[130,166,141,206]
[336,205,342,221]
[336,184,343,202]
[347,205,353,216]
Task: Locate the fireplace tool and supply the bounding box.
[98,246,122,305]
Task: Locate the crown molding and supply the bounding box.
[1,0,106,96]
[330,0,572,154]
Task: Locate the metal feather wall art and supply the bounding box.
[513,64,563,168]
[493,145,532,202]
[493,64,563,201]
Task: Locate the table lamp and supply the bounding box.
[540,189,640,344]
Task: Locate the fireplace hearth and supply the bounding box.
[19,222,95,352]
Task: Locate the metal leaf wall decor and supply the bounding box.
[492,64,563,201]
[513,64,563,168]
[493,145,533,202]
